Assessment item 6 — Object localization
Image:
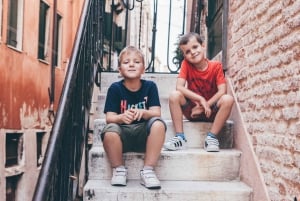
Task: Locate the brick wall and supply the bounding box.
[226,0,300,200]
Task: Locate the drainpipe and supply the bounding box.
[48,0,57,121]
[222,0,228,71]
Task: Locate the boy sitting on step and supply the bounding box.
[101,46,166,189]
[164,32,234,152]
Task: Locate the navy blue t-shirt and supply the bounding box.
[104,79,161,124]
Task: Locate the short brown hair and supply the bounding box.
[118,46,145,66]
[179,32,203,46]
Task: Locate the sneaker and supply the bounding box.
[111,166,127,186]
[163,136,187,151]
[204,135,220,152]
[140,169,161,189]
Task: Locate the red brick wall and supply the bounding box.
[227,0,300,200]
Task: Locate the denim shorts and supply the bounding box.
[101,117,166,153]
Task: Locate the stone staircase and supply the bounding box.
[83,72,253,201]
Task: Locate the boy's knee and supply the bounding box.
[101,123,121,141]
[221,94,234,106]
[102,131,119,142]
[152,119,166,129]
[169,90,183,100]
[226,94,234,105]
[147,117,167,133]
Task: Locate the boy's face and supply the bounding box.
[119,50,145,79]
[180,36,206,66]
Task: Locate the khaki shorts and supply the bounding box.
[101,117,166,153]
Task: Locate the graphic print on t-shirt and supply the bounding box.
[120,96,148,113]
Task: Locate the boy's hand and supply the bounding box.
[121,109,136,124]
[131,108,144,121]
[121,109,144,124]
[200,100,211,118]
[191,99,211,118]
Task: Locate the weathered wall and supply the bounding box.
[0,0,85,200]
[227,0,300,200]
[0,0,85,129]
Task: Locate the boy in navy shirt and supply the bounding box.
[101,46,166,189]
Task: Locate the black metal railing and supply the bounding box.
[32,0,103,200]
[32,0,206,200]
[101,0,187,73]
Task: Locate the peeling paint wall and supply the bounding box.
[0,0,85,200]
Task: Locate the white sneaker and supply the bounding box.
[164,136,187,151]
[140,169,161,189]
[111,166,127,186]
[204,135,220,152]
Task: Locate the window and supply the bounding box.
[0,0,2,40]
[207,0,223,59]
[36,132,46,166]
[38,1,50,61]
[6,175,20,201]
[5,133,23,167]
[54,14,62,67]
[7,0,24,49]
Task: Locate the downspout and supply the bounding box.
[222,0,228,71]
[48,0,58,121]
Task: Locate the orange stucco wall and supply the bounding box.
[0,0,85,129]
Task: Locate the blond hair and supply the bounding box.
[118,46,145,66]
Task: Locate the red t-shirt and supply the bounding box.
[178,59,226,100]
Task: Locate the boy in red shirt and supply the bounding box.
[164,32,234,152]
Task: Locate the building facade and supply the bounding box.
[188,0,299,200]
[0,0,84,200]
[226,1,300,200]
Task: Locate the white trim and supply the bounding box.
[0,0,2,41]
[16,0,24,50]
[56,15,63,67]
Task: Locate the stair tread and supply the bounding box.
[88,146,241,181]
[85,179,252,192]
[90,145,241,155]
[84,179,252,201]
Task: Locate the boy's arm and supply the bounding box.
[176,77,211,116]
[106,106,161,125]
[132,106,161,121]
[106,111,125,124]
[176,78,207,104]
[207,83,227,106]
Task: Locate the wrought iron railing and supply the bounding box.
[32,0,204,200]
[100,0,187,73]
[32,0,103,200]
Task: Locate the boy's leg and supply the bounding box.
[102,124,127,186]
[164,91,188,151]
[144,119,166,166]
[205,94,234,152]
[169,90,187,133]
[210,94,234,135]
[102,131,123,167]
[141,118,166,189]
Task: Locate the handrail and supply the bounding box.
[32,0,103,200]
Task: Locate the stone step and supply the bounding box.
[88,146,241,181]
[92,119,234,149]
[83,179,252,201]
